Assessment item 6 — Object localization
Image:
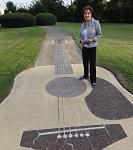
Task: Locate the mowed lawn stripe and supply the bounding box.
[0,27,45,102]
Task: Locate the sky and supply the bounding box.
[1,0,72,9]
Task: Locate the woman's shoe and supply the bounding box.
[79,76,88,80]
[92,83,96,88]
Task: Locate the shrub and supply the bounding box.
[36,13,57,26]
[0,13,35,28]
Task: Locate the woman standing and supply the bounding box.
[79,5,102,88]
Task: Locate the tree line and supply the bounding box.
[4,0,133,23]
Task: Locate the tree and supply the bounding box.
[122,0,133,22]
[106,0,123,22]
[67,4,76,21]
[16,7,29,13]
[73,0,106,22]
[6,1,16,13]
[29,0,46,15]
[29,0,68,21]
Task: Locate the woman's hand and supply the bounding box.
[79,40,85,44]
[80,39,96,44]
[86,39,96,43]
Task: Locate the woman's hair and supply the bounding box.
[82,5,93,15]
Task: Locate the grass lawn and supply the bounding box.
[0,27,45,103]
[56,22,133,93]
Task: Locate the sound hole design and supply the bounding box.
[46,77,87,97]
[20,124,127,150]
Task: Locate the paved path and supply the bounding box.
[0,26,133,150]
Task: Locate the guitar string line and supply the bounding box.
[67,96,77,136]
[62,40,74,134]
[56,41,74,138]
[58,97,60,124]
[55,44,63,138]
[68,97,75,136]
[55,41,68,138]
[61,42,72,138]
[64,42,82,137]
[54,41,62,137]
[60,42,70,135]
[78,99,88,136]
[69,96,82,138]
[66,97,71,137]
[70,97,79,137]
[64,39,82,138]
[62,97,66,135]
[67,97,79,138]
[76,95,94,143]
[70,74,80,138]
[61,42,68,136]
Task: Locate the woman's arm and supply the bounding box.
[93,20,102,42]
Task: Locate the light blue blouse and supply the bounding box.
[80,18,102,48]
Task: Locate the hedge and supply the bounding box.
[0,13,35,27]
[36,13,57,26]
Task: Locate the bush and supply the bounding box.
[0,13,35,28]
[36,13,57,26]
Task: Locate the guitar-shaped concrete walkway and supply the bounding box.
[0,26,133,150]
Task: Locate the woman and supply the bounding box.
[79,5,102,88]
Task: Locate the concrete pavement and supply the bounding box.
[0,26,133,150]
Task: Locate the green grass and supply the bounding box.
[56,22,133,93]
[0,27,45,102]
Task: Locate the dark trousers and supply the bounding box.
[82,47,96,83]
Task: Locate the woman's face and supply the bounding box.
[84,9,92,22]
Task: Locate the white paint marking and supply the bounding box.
[38,126,105,136]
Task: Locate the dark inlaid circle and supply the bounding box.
[46,77,87,97]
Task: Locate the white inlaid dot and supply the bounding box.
[85,133,90,137]
[69,133,73,138]
[74,133,79,138]
[80,133,84,137]
[63,134,67,138]
[57,134,62,139]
